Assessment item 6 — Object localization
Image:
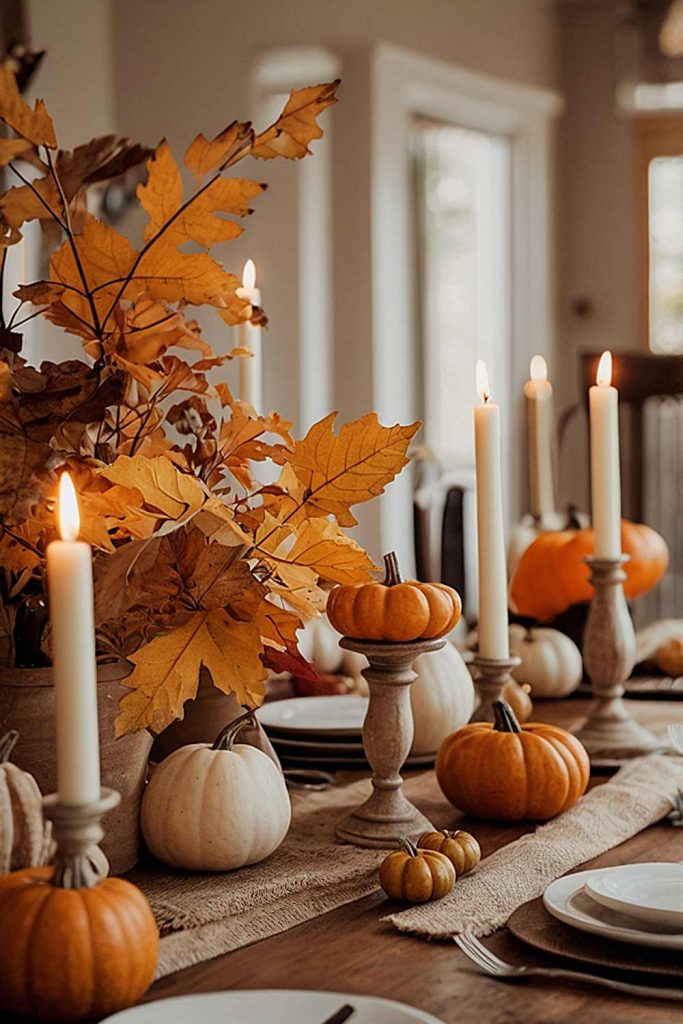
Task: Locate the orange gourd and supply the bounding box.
[416,829,481,875]
[327,552,461,642]
[510,519,669,622]
[0,865,158,1021]
[436,700,589,822]
[379,836,456,902]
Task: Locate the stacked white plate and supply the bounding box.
[544,862,683,950]
[256,695,435,771]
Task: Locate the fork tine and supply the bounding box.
[455,933,504,975]
[463,933,511,971]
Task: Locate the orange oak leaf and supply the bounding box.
[252,81,339,160]
[115,609,267,736]
[184,120,254,181]
[285,412,420,527]
[0,65,56,148]
[138,140,265,247]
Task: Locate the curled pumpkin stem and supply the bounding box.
[383,551,403,587]
[212,707,258,752]
[0,730,19,764]
[398,835,419,857]
[492,700,522,734]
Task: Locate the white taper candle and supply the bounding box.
[589,350,622,559]
[237,258,262,411]
[46,473,101,805]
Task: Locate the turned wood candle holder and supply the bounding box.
[335,636,445,848]
[470,654,522,722]
[42,787,120,886]
[575,556,661,762]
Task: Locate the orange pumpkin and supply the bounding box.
[510,519,669,622]
[0,866,158,1021]
[416,829,481,875]
[379,836,456,902]
[436,700,589,822]
[327,551,461,642]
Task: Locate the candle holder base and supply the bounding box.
[335,637,444,849]
[470,654,522,723]
[43,787,120,888]
[577,556,662,764]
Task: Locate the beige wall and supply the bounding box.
[555,0,638,511]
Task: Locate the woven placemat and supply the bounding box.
[132,771,447,980]
[508,897,683,979]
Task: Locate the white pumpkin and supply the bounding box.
[410,644,475,756]
[298,616,343,674]
[509,624,583,699]
[141,715,291,871]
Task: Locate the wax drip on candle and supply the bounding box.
[476,359,491,404]
[596,350,612,387]
[57,472,80,542]
[530,354,547,382]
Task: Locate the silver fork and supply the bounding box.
[454,932,683,1001]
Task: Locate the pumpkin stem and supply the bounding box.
[441,829,459,840]
[0,730,18,764]
[212,708,258,752]
[383,551,403,586]
[398,835,419,857]
[492,699,522,734]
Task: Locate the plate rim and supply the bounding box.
[543,870,683,950]
[256,695,369,735]
[585,862,683,926]
[102,988,445,1023]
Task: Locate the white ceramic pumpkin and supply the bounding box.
[509,624,583,699]
[0,730,51,875]
[298,616,343,674]
[410,644,475,756]
[141,714,291,871]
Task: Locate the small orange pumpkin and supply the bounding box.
[510,520,669,622]
[379,836,456,902]
[0,866,158,1021]
[416,829,481,875]
[436,700,589,822]
[327,552,461,642]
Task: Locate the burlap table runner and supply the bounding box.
[134,772,448,979]
[385,754,683,939]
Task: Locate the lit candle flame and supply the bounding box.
[596,350,612,387]
[57,472,80,542]
[476,360,490,403]
[530,354,547,382]
[242,258,256,290]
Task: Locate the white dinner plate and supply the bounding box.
[257,695,368,735]
[270,733,366,753]
[585,862,683,930]
[543,870,683,950]
[103,989,445,1023]
[277,751,436,769]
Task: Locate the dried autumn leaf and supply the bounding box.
[0,137,31,167]
[0,65,56,147]
[0,177,60,234]
[99,453,206,523]
[115,609,266,736]
[281,517,374,585]
[138,140,265,247]
[284,412,420,528]
[0,431,58,523]
[252,81,339,160]
[184,120,253,181]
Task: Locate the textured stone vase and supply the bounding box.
[0,661,151,874]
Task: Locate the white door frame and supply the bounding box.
[371,44,562,573]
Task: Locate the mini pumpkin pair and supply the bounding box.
[379,829,481,903]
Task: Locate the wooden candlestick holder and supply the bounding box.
[575,556,661,762]
[335,637,444,848]
[470,654,522,722]
[42,787,120,887]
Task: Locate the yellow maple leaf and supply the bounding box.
[115,609,267,736]
[0,65,57,148]
[286,412,420,527]
[138,140,265,247]
[99,454,205,523]
[284,518,374,585]
[0,178,60,232]
[0,137,32,167]
[252,81,339,160]
[184,120,254,181]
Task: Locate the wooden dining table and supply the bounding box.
[3,697,683,1024]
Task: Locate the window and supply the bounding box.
[412,121,511,472]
